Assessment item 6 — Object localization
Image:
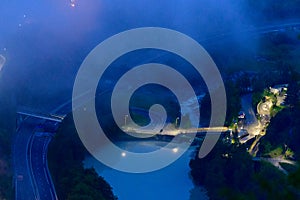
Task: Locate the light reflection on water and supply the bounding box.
[84,141,208,200]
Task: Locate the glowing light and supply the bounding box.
[172,148,178,153]
[70,0,76,7]
[121,152,126,157]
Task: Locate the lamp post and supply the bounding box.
[0,54,6,72]
[124,115,129,126]
[175,117,179,128]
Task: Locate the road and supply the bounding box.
[247,98,272,155]
[241,94,258,126]
[239,94,262,144]
[254,156,297,175]
[257,101,273,116]
[13,118,37,200]
[29,132,57,200]
[13,115,60,200]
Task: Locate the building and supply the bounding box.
[269,84,288,95]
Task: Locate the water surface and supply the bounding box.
[84,141,208,200]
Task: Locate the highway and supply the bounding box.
[13,114,61,200]
[29,132,57,200]
[13,117,37,200]
[13,89,111,200]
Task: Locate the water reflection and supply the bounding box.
[84,141,208,200]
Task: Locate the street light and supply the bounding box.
[70,0,76,7]
[175,117,179,128]
[172,148,178,153]
[124,114,129,126]
[0,55,6,72]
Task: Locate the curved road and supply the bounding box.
[29,132,57,200]
[13,118,37,200]
[14,117,59,200]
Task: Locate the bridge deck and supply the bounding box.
[17,111,65,123]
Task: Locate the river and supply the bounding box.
[84,141,208,200]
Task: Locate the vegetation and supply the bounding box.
[280,163,298,174]
[0,76,16,200]
[285,148,295,158]
[0,174,13,199]
[0,129,13,200]
[270,105,285,117]
[48,115,117,200]
[201,80,242,127]
[268,146,283,158]
[259,79,300,159]
[191,28,300,200]
[245,0,300,22]
[128,84,180,126]
[0,129,11,160]
[252,91,264,109]
[288,167,300,189]
[190,140,299,200]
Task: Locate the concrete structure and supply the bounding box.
[269,84,288,95]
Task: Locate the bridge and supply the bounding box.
[184,127,229,133]
[12,88,113,200]
[125,126,229,136]
[17,110,65,124]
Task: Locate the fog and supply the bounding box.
[0,0,299,114]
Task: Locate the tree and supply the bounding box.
[48,115,117,200]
